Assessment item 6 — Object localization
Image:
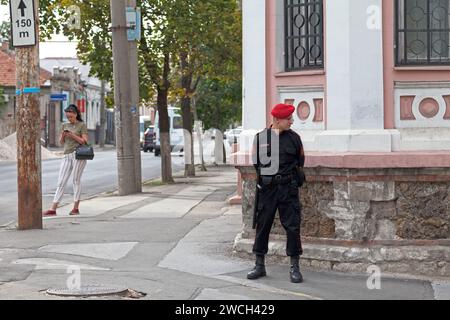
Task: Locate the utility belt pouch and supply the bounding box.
[261,176,273,186]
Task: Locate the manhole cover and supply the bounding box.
[46,285,128,297]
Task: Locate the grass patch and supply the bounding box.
[143,179,165,187]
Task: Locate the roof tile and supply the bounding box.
[0,50,52,87]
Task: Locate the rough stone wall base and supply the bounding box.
[233,233,450,277]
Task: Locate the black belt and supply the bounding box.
[260,174,293,185]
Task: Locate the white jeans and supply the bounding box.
[53,152,87,204]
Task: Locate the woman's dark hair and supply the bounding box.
[64,104,83,122]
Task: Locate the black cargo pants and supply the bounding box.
[252,180,303,257]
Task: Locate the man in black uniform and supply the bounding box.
[247,103,305,283]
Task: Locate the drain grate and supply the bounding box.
[46,285,129,297]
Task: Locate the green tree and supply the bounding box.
[169,0,242,176]
[195,78,242,132]
[0,21,10,42]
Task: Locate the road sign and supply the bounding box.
[50,93,68,101]
[9,0,37,47]
[126,7,141,41]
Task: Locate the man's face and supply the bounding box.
[277,115,294,131]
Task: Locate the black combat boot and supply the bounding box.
[290,256,303,283]
[247,255,266,280]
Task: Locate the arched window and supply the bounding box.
[285,0,324,71]
[396,0,450,65]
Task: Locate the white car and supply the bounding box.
[154,107,184,156]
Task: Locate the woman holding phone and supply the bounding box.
[43,104,89,216]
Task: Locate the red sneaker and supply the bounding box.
[43,210,57,216]
[69,209,80,216]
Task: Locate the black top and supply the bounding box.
[253,128,305,176]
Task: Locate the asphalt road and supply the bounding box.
[0,149,184,226]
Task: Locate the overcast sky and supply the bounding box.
[0,4,77,58]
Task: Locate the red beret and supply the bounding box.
[271,103,295,119]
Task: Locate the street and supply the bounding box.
[0,149,184,226]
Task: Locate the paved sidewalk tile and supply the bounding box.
[44,195,148,219]
[39,242,139,261]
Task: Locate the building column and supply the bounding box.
[239,0,267,153]
[316,0,396,152]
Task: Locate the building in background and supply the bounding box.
[0,42,51,140]
[0,46,113,146]
[40,58,111,146]
[43,65,85,147]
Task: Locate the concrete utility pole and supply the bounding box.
[127,0,142,192]
[110,0,139,195]
[11,0,42,229]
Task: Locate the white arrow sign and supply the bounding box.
[9,0,37,47]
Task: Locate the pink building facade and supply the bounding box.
[233,0,450,277]
[241,0,450,152]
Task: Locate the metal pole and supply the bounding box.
[110,0,137,195]
[16,0,42,229]
[127,0,142,192]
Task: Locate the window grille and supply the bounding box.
[396,0,450,65]
[285,0,324,71]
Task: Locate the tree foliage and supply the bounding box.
[169,0,242,119]
[0,20,10,42]
[195,78,241,132]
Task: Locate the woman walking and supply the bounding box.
[43,104,89,216]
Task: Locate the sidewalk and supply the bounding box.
[0,165,449,300]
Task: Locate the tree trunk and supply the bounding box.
[157,89,174,184]
[98,80,106,147]
[181,96,195,177]
[180,52,195,177]
[157,54,174,183]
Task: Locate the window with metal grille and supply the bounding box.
[396,0,450,65]
[285,0,324,71]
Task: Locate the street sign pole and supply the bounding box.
[127,1,142,193]
[10,0,43,230]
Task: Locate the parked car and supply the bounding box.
[225,126,242,146]
[154,107,184,156]
[142,125,155,152]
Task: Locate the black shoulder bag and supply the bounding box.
[75,144,95,160]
